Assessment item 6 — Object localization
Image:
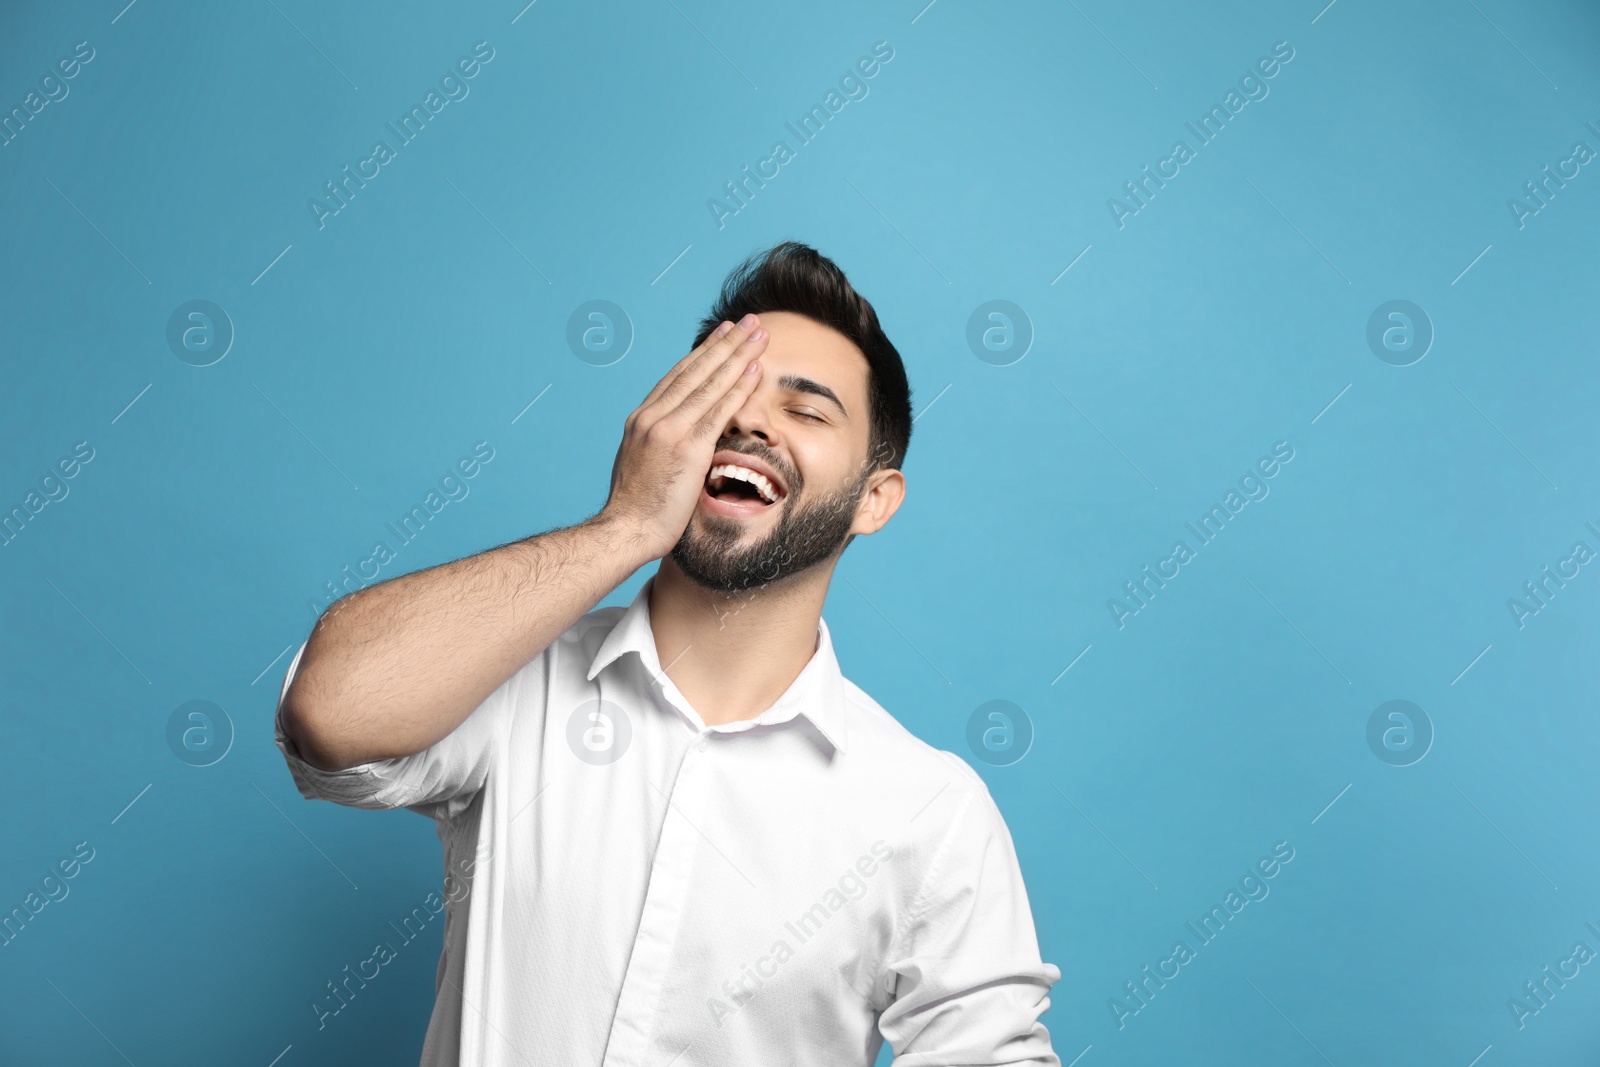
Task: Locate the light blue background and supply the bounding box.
[3,0,1598,1064]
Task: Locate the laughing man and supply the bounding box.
[275,241,1063,1065]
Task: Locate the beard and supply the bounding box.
[670,447,868,595]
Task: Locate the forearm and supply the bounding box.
[281,511,651,770]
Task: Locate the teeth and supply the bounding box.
[708,463,778,503]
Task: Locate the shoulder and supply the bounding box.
[505,602,627,695]
[837,674,996,821]
[840,676,984,775]
[569,602,627,647]
[545,602,627,657]
[833,681,1032,923]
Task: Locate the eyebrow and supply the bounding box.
[777,373,849,419]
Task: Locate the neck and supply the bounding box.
[648,555,833,727]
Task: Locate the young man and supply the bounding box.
[275,242,1062,1065]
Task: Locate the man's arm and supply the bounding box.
[280,315,770,772]
[280,518,642,771]
[879,768,1063,1064]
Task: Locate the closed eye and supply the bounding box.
[792,410,826,422]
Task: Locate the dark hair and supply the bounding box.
[692,241,912,472]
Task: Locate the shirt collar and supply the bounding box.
[586,575,850,754]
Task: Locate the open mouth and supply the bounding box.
[703,462,785,512]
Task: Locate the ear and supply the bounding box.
[849,466,906,536]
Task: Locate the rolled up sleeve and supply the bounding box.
[879,780,1063,1066]
[271,641,516,822]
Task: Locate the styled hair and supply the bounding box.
[692,241,912,472]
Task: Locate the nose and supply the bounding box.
[729,422,771,445]
[723,392,774,446]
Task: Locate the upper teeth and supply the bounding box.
[708,464,778,503]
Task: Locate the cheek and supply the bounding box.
[801,452,864,498]
[845,432,878,487]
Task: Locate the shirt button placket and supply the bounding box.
[601,731,711,1067]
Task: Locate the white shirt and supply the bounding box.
[274,574,1062,1066]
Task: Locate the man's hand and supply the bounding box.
[601,314,769,559]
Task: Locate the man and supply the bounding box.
[275,241,1062,1065]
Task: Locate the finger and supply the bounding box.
[637,320,737,413]
[654,315,761,412]
[640,318,746,414]
[672,327,767,421]
[693,355,763,438]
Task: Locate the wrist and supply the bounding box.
[590,507,669,567]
